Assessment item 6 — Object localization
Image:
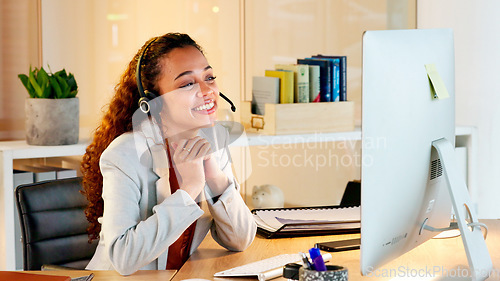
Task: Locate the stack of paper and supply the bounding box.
[253,206,360,234]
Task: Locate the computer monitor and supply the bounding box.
[360,29,492,280]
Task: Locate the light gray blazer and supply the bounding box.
[86,122,256,275]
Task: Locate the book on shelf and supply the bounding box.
[251,76,280,115]
[306,64,321,102]
[275,64,310,103]
[310,57,340,102]
[251,205,360,238]
[297,58,331,102]
[307,57,339,102]
[265,69,294,104]
[314,55,347,101]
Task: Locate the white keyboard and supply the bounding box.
[214,253,332,281]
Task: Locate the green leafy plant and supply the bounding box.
[18,66,78,99]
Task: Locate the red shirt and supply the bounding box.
[165,146,197,270]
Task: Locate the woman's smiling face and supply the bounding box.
[156,45,219,138]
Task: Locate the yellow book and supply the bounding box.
[265,69,294,104]
[275,64,310,103]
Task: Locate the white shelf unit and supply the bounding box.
[237,128,362,147]
[0,140,88,270]
[230,126,472,146]
[230,125,477,210]
[0,125,475,270]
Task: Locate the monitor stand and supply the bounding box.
[423,138,492,281]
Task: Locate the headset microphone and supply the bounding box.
[219,92,236,112]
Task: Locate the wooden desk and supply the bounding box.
[23,270,176,280]
[10,220,499,280]
[174,219,500,280]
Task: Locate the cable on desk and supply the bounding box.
[423,221,488,239]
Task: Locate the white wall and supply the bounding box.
[418,0,500,219]
[41,0,242,139]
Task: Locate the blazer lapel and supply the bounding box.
[139,120,171,270]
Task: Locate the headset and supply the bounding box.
[136,38,236,114]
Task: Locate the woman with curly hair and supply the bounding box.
[81,33,256,275]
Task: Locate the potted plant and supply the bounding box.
[18,66,79,145]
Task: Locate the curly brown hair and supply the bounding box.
[80,33,203,242]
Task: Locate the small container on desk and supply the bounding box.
[240,101,355,135]
[299,265,348,281]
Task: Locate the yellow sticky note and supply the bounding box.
[425,63,450,100]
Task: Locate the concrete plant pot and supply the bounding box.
[25,98,79,145]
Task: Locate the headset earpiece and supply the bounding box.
[136,38,159,114]
[138,97,150,114]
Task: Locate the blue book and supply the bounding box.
[332,59,340,102]
[297,58,331,102]
[314,55,347,101]
[306,57,334,102]
[311,57,340,102]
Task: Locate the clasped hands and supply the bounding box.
[169,136,229,200]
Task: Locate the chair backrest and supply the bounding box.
[15,177,98,270]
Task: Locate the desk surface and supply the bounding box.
[12,219,500,280]
[174,219,500,281]
[23,270,176,281]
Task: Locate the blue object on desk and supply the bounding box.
[309,247,327,271]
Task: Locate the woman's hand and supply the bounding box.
[203,151,230,196]
[171,136,211,200]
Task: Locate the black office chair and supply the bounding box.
[15,177,98,270]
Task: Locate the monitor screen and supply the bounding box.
[360,28,456,275]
